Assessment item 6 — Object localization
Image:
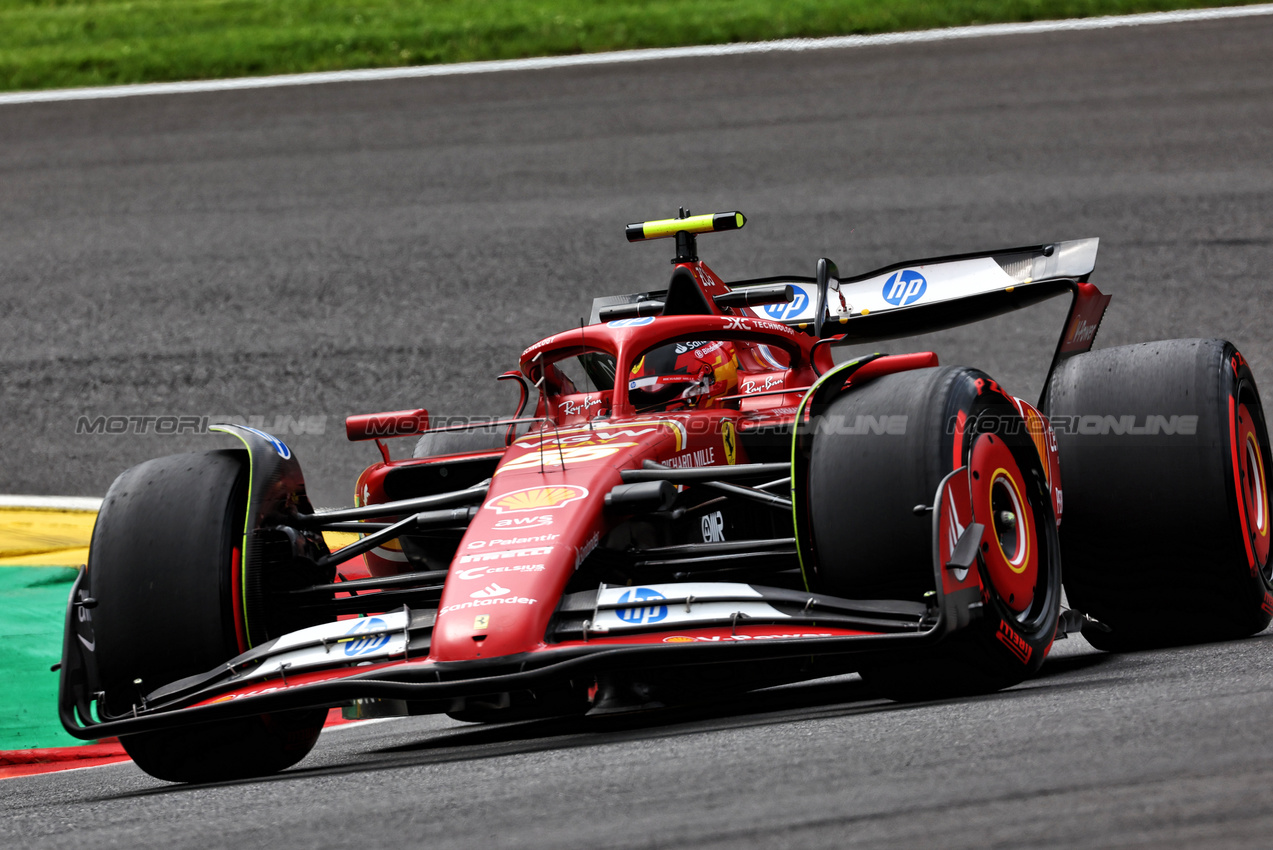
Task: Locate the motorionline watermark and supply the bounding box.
[75,414,327,436]
[73,410,1199,441]
[955,413,1198,437]
[426,416,528,430]
[755,412,1201,438]
[346,413,1144,440]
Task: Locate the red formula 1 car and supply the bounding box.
[59,211,1273,782]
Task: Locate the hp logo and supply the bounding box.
[882,270,927,307]
[616,588,668,624]
[761,288,810,320]
[607,316,656,328]
[341,617,390,657]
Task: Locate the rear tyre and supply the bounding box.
[1045,339,1273,650]
[88,450,326,783]
[808,366,1061,697]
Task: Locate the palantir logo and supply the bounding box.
[882,270,927,307]
[616,588,668,624]
[341,618,390,657]
[761,288,810,321]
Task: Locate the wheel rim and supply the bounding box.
[969,433,1038,614]
[990,472,1029,568]
[1237,401,1271,568]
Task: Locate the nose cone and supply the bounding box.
[430,482,606,662]
[430,422,680,662]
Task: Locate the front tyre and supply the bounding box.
[807,366,1061,697]
[88,450,325,783]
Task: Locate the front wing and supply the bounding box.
[58,472,986,740]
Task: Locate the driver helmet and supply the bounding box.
[628,339,740,410]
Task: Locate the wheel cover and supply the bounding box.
[969,433,1038,614]
[1237,401,1271,568]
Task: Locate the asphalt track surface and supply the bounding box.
[2,13,1273,848]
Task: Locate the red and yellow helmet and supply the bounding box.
[629,340,740,410]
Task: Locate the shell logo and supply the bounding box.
[663,636,696,643]
[485,485,589,514]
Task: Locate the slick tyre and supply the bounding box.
[808,366,1061,697]
[1045,339,1273,650]
[88,450,325,783]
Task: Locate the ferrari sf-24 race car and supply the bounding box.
[59,210,1273,782]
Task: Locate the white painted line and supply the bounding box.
[0,495,103,511]
[2,4,1271,106]
[322,716,405,732]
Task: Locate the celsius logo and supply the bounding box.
[456,564,545,580]
[761,288,809,320]
[882,270,927,307]
[340,618,389,657]
[616,588,668,624]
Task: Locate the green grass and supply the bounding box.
[0,0,1258,93]
[0,568,83,750]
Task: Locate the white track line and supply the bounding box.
[0,496,103,511]
[1,4,1271,106]
[322,716,405,731]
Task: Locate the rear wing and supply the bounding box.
[732,238,1111,409]
[727,238,1101,342]
[590,236,1110,408]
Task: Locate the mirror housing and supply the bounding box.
[345,409,430,442]
[815,258,839,338]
